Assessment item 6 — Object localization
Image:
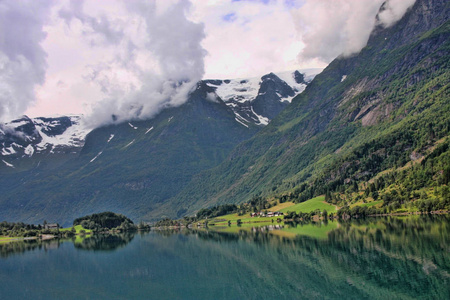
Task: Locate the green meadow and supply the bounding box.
[60,225,92,234]
[279,196,337,214]
[204,196,336,227]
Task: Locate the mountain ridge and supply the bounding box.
[0,0,448,224]
[156,0,449,218]
[0,69,319,225]
[0,68,319,174]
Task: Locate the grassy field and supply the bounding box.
[0,236,33,243]
[269,201,296,211]
[279,196,336,214]
[60,224,92,234]
[210,214,282,226]
[0,225,91,244]
[0,236,16,243]
[205,196,336,226]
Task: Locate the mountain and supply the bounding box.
[2,0,448,224]
[205,69,318,126]
[159,0,450,217]
[0,69,319,174]
[0,115,88,173]
[0,69,318,225]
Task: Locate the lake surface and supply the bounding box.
[0,216,449,299]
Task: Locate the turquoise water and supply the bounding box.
[0,216,449,299]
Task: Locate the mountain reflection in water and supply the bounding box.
[0,215,448,300]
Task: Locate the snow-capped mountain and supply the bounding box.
[0,115,89,169]
[0,69,320,171]
[205,69,321,127]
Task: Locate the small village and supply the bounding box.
[250,211,284,218]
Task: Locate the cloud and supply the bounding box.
[190,0,306,79]
[293,0,416,65]
[12,0,417,125]
[205,92,219,103]
[58,0,125,46]
[377,0,416,28]
[82,0,207,128]
[0,0,53,122]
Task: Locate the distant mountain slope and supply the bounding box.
[0,69,317,225]
[0,115,89,173]
[161,0,449,218]
[0,69,318,173]
[204,69,319,126]
[0,83,254,224]
[2,0,448,224]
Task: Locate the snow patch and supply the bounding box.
[208,77,261,104]
[2,159,14,168]
[250,106,269,126]
[226,102,238,108]
[209,68,322,107]
[145,127,154,134]
[35,116,90,151]
[107,134,115,143]
[128,123,138,129]
[24,145,34,156]
[1,145,17,155]
[90,151,103,163]
[341,75,347,82]
[168,116,174,122]
[125,139,135,148]
[274,70,323,103]
[235,118,249,128]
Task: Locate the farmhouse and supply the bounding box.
[44,223,59,230]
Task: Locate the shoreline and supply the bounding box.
[151,211,450,230]
[0,234,56,244]
[368,210,449,217]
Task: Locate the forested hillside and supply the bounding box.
[0,0,448,224]
[161,0,449,219]
[0,84,260,225]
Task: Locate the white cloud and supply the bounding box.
[293,0,416,65]
[83,0,207,128]
[0,0,53,122]
[25,0,205,128]
[377,0,416,28]
[8,0,416,127]
[190,0,310,79]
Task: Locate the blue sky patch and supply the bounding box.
[223,12,237,22]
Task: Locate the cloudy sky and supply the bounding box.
[0,0,415,127]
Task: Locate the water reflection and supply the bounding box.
[73,233,136,251]
[0,239,62,258]
[0,233,137,257]
[0,215,448,299]
[184,215,449,299]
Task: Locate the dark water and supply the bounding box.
[0,216,449,299]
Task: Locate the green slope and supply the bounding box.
[164,0,450,217]
[1,0,448,224]
[0,83,260,225]
[279,196,336,214]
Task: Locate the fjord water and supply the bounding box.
[0,216,448,299]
